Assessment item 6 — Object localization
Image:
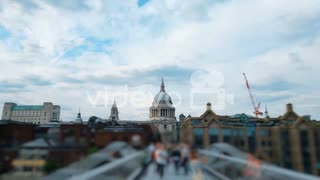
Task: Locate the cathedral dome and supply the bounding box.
[75,108,83,123]
[152,91,173,107]
[151,78,173,107]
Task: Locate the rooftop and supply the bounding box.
[12,105,43,111]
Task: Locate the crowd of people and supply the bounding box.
[138,142,192,179]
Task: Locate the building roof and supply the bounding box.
[151,79,174,108]
[12,105,43,111]
[75,108,83,123]
[182,103,318,128]
[230,113,255,118]
[152,91,173,107]
[22,138,57,148]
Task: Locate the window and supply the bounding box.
[193,128,204,148]
[192,120,201,126]
[281,130,292,169]
[240,140,245,146]
[300,129,312,174]
[260,129,270,136]
[209,128,218,144]
[222,129,231,142]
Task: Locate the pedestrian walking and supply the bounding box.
[171,145,181,175]
[147,142,155,162]
[134,142,155,180]
[155,143,168,178]
[181,143,191,175]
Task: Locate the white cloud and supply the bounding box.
[0,0,320,120]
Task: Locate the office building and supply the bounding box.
[1,102,60,124]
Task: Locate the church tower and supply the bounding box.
[108,100,119,121]
[75,108,83,123]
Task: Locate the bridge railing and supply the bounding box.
[67,151,144,180]
[198,143,319,180]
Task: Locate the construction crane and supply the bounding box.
[243,73,263,117]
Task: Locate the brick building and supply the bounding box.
[0,120,157,175]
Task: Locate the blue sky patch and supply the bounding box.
[63,37,113,59]
[63,44,87,59]
[263,95,293,103]
[0,25,11,40]
[253,80,297,91]
[138,0,150,7]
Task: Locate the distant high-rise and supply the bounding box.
[1,102,60,124]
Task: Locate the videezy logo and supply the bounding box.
[190,70,234,111]
[85,69,234,112]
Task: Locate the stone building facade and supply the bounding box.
[1,102,60,124]
[180,103,320,176]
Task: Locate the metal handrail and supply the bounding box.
[67,151,144,180]
[201,165,231,180]
[199,150,319,180]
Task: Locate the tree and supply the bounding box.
[43,160,59,174]
[87,147,99,155]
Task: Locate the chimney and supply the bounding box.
[207,102,212,111]
[286,103,293,112]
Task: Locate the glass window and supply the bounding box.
[209,128,218,144]
[192,120,201,126]
[193,128,203,148]
[260,129,270,136]
[300,129,311,173]
[222,129,231,136]
[222,129,231,142]
[281,130,292,169]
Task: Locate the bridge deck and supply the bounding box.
[142,161,213,180]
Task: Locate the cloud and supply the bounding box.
[0,0,320,120]
[0,81,26,93]
[253,80,298,91]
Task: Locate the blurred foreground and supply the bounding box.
[3,142,318,180]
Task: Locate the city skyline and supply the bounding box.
[0,0,320,120]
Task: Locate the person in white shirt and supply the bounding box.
[155,143,168,178]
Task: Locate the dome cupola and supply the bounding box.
[152,78,173,107]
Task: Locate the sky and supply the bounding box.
[0,0,320,121]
